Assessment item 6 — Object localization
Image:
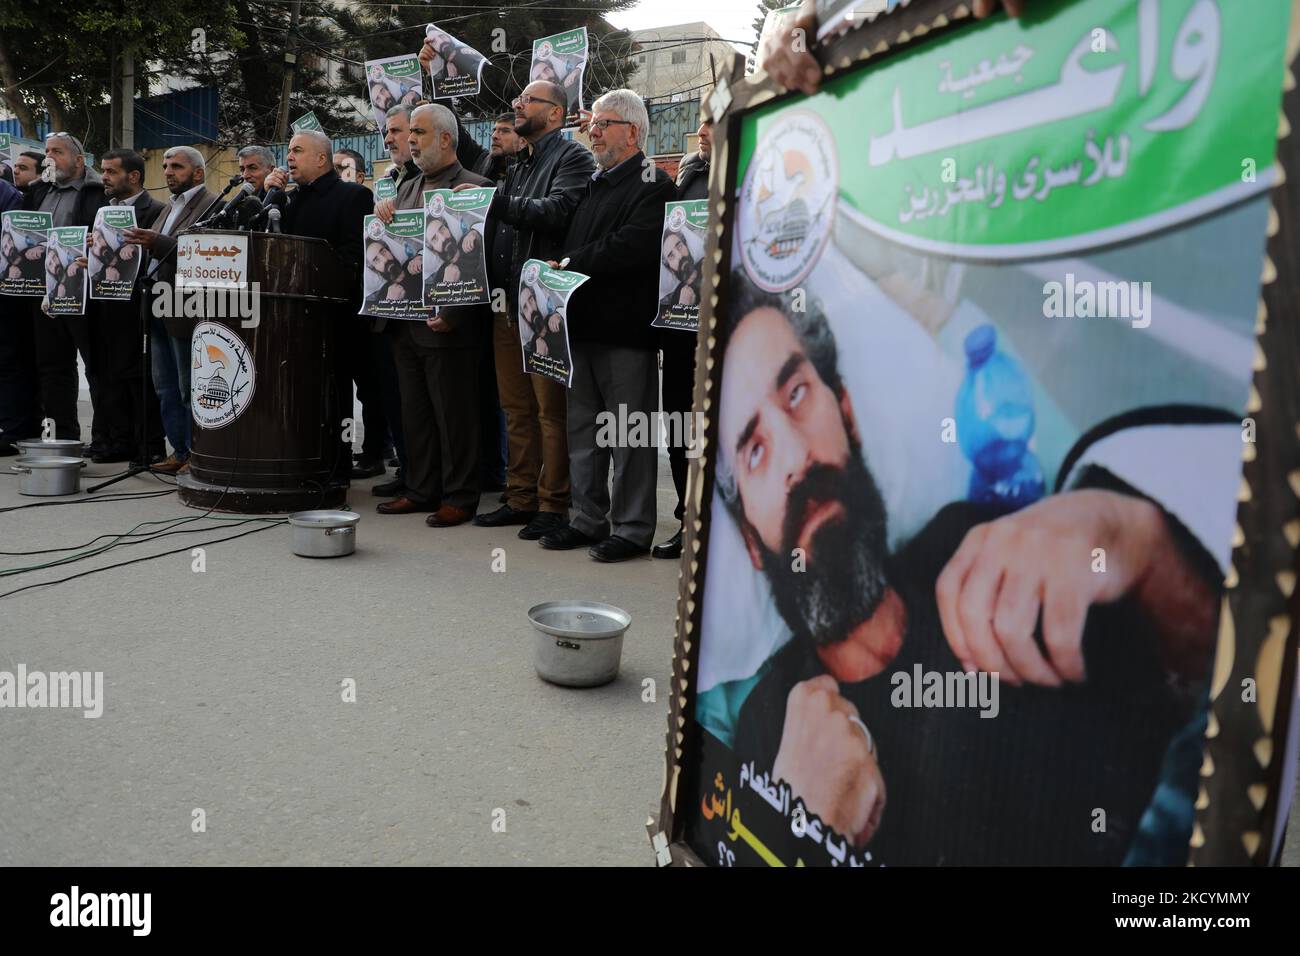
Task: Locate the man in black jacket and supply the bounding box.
[654,115,713,559]
[468,79,595,541]
[371,103,491,527]
[264,130,376,485]
[532,89,675,562]
[22,132,110,445]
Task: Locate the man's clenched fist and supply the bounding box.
[772,675,885,847]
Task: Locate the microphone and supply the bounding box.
[266,207,282,234]
[197,180,256,227]
[260,166,292,209]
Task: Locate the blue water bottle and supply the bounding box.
[954,324,1045,510]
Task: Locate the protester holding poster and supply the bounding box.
[361,211,426,318]
[88,207,141,300]
[425,24,487,99]
[531,28,588,117]
[365,55,424,130]
[44,226,87,315]
[0,210,51,295]
[518,259,582,386]
[422,187,492,307]
[655,200,707,331]
[685,0,1287,868]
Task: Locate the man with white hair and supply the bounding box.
[534,89,676,562]
[19,132,109,447]
[264,129,377,486]
[371,102,491,526]
[236,144,276,198]
[124,144,219,473]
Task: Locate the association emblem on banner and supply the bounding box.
[191,322,256,430]
[522,261,541,287]
[738,111,838,292]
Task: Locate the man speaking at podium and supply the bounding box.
[263,130,375,483]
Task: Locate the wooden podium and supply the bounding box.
[175,229,353,513]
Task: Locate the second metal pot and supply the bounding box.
[11,456,86,496]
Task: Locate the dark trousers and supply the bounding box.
[478,332,506,485]
[660,329,697,523]
[34,305,96,441]
[0,303,40,445]
[344,318,394,460]
[389,323,480,511]
[94,300,163,453]
[373,330,406,470]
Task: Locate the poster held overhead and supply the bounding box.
[425,24,488,99]
[531,27,588,121]
[365,54,424,131]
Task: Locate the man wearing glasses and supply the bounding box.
[464,80,595,543]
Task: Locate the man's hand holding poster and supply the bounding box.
[361,211,427,320]
[422,187,492,307]
[518,258,587,387]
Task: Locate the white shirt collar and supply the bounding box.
[171,183,204,206]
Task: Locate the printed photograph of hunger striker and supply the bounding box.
[655,0,1300,867]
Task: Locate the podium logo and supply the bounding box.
[191,322,257,430]
[152,278,261,329]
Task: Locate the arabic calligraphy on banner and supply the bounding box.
[176,235,250,289]
[736,0,1288,258]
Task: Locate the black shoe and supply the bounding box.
[539,525,601,550]
[652,527,684,560]
[92,446,133,464]
[498,492,508,503]
[518,511,567,540]
[350,455,386,479]
[589,535,650,563]
[372,475,407,497]
[387,457,401,468]
[0,443,18,457]
[473,504,537,528]
[81,443,105,459]
[130,452,166,469]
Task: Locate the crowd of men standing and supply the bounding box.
[0,31,712,563]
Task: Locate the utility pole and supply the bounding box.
[273,0,304,143]
[109,40,135,149]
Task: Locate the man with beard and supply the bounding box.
[720,279,1219,865]
[2,229,44,283]
[518,283,567,367]
[423,214,482,288]
[364,239,422,308]
[658,229,700,315]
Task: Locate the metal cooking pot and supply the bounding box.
[287,510,360,558]
[528,601,631,687]
[15,438,84,459]
[11,456,86,496]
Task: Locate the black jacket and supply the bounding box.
[281,170,375,294]
[485,127,595,303]
[561,151,676,351]
[23,171,110,226]
[676,151,710,202]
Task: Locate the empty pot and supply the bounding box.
[15,438,85,460]
[12,456,86,496]
[288,510,360,558]
[528,601,631,687]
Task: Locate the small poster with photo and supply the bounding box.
[290,111,323,133]
[422,186,493,307]
[45,226,88,315]
[360,211,429,320]
[531,27,588,120]
[89,206,141,300]
[365,54,424,131]
[518,258,587,387]
[0,210,53,297]
[655,199,708,331]
[425,24,488,99]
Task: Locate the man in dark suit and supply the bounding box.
[123,145,220,473]
[534,89,676,562]
[264,129,377,486]
[655,114,713,559]
[21,132,109,445]
[90,148,166,464]
[371,103,490,526]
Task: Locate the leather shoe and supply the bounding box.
[377,495,434,515]
[589,535,650,563]
[372,475,406,497]
[351,455,386,479]
[81,443,104,459]
[652,527,684,560]
[473,504,537,527]
[518,511,566,540]
[152,453,189,475]
[426,504,474,527]
[0,443,19,457]
[540,525,601,550]
[92,446,133,464]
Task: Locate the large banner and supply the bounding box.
[0,210,52,297]
[361,211,427,320]
[365,54,424,130]
[673,0,1297,867]
[45,226,87,316]
[422,187,492,307]
[88,207,141,301]
[425,24,487,99]
[655,199,707,331]
[518,258,586,387]
[531,27,587,118]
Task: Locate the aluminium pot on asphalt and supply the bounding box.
[287,510,360,558]
[15,439,85,460]
[11,456,86,496]
[528,601,631,688]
